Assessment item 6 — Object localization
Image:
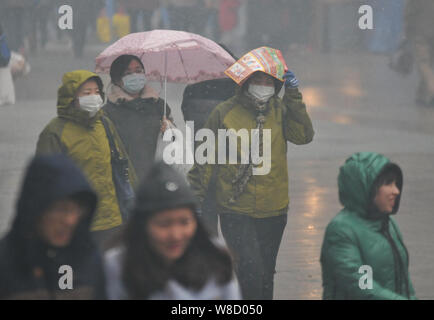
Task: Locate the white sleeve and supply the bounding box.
[221,275,243,300]
[103,247,128,300]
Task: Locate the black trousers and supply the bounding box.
[220,212,287,300]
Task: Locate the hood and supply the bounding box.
[57,70,104,126]
[10,154,98,251]
[338,152,403,218]
[133,161,198,215]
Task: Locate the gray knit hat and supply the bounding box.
[133,161,198,215]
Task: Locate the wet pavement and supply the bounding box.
[1,44,433,299]
[275,50,434,300]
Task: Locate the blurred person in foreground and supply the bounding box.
[104,162,241,299]
[0,154,106,299]
[36,70,137,249]
[320,152,417,300]
[188,64,314,299]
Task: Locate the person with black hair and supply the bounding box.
[103,54,173,182]
[104,162,241,300]
[320,152,417,300]
[0,154,106,299]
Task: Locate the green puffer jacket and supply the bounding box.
[188,88,314,218]
[36,70,137,231]
[320,152,416,300]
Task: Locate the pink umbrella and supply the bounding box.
[95,29,236,84]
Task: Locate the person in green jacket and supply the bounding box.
[320,152,417,300]
[36,70,137,250]
[188,69,314,300]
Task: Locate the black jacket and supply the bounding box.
[0,154,106,299]
[104,97,172,182]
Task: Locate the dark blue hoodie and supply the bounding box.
[0,154,106,299]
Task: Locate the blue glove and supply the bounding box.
[283,70,299,88]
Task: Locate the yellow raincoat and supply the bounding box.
[36,70,137,231]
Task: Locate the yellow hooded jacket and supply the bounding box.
[36,70,137,231]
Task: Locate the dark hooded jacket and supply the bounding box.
[320,152,416,300]
[0,154,106,299]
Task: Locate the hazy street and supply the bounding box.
[1,43,433,299]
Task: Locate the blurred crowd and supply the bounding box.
[1,0,433,107]
[0,0,428,54]
[1,1,434,105]
[0,0,431,301]
[0,0,339,57]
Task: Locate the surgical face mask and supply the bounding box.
[248,84,275,103]
[122,73,147,94]
[78,94,103,117]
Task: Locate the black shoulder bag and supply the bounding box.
[101,117,135,222]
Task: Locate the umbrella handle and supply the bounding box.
[164,50,167,119]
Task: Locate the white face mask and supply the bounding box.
[248,84,275,103]
[122,73,147,94]
[78,95,103,117]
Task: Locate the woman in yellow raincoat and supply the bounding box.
[36,70,137,249]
